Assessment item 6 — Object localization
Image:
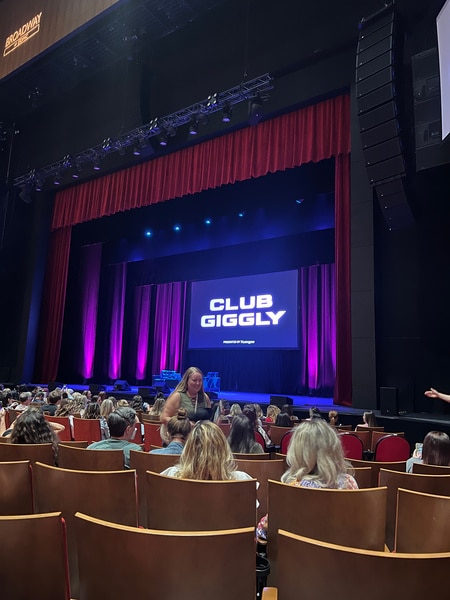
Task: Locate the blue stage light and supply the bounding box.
[145,230,153,237]
[173,224,181,232]
[204,218,212,225]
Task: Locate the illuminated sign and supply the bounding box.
[200,295,286,328]
[4,12,42,57]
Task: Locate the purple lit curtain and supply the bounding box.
[134,285,151,381]
[108,263,127,380]
[79,243,102,379]
[152,281,188,374]
[300,264,336,394]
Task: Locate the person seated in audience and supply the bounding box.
[149,393,166,416]
[55,395,86,417]
[356,410,377,428]
[256,418,358,541]
[83,401,109,440]
[229,403,242,418]
[0,408,59,462]
[243,405,272,447]
[406,430,450,473]
[308,406,322,420]
[328,410,340,427]
[212,399,231,424]
[160,367,211,425]
[130,394,149,414]
[160,420,252,480]
[116,399,130,408]
[87,407,142,468]
[42,390,61,415]
[1,406,65,440]
[228,413,265,454]
[99,398,114,438]
[15,391,33,411]
[265,405,281,423]
[150,408,191,454]
[283,403,299,423]
[275,412,292,427]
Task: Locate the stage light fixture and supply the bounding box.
[173,224,181,232]
[35,175,44,192]
[206,93,218,108]
[93,159,101,171]
[159,132,168,146]
[222,103,232,122]
[53,173,62,186]
[133,146,141,156]
[189,118,199,135]
[145,229,153,237]
[295,198,304,204]
[204,218,212,225]
[72,168,80,179]
[238,210,245,218]
[248,96,263,126]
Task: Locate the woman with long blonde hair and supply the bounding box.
[161,421,251,480]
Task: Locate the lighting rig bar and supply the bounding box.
[14,73,273,190]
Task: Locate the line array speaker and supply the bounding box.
[380,386,398,416]
[356,4,414,230]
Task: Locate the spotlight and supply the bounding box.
[189,119,199,135]
[295,198,304,204]
[238,210,245,218]
[248,96,263,126]
[206,93,218,108]
[35,176,44,192]
[133,146,141,156]
[53,173,62,186]
[173,224,181,232]
[159,132,168,146]
[222,103,232,123]
[144,230,153,237]
[72,168,80,179]
[204,218,212,225]
[93,160,101,171]
[102,138,113,151]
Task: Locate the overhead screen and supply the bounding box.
[437,0,450,140]
[188,270,299,349]
[0,0,119,81]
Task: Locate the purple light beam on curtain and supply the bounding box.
[108,262,127,381]
[134,285,151,380]
[152,281,187,374]
[79,243,102,379]
[300,264,336,394]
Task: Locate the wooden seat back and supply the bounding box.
[379,468,450,550]
[234,458,285,519]
[351,429,371,451]
[72,417,102,443]
[129,449,181,526]
[75,512,255,600]
[233,452,271,460]
[267,480,387,587]
[58,444,125,470]
[0,442,55,465]
[33,462,138,598]
[275,529,450,600]
[339,432,364,460]
[0,512,71,600]
[269,425,292,447]
[352,466,373,489]
[412,462,450,474]
[0,460,33,514]
[396,487,450,553]
[218,422,231,437]
[371,430,405,450]
[350,458,406,487]
[146,470,257,531]
[280,430,294,454]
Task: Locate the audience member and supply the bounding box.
[283,403,299,422]
[212,399,231,423]
[149,392,166,416]
[228,414,265,454]
[42,390,61,416]
[357,410,377,428]
[243,405,272,447]
[150,408,191,454]
[256,419,357,540]
[275,412,292,427]
[83,401,109,440]
[308,406,322,420]
[116,399,130,408]
[265,405,281,423]
[87,407,142,468]
[406,430,450,472]
[15,391,33,411]
[160,367,211,425]
[161,420,252,480]
[229,403,242,418]
[328,410,340,427]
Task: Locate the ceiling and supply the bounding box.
[0,0,229,122]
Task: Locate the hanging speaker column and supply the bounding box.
[356,3,414,230]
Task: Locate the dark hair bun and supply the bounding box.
[177,408,188,420]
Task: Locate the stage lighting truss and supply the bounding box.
[13,73,273,191]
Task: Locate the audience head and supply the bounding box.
[149,395,166,415]
[177,421,236,480]
[282,418,350,487]
[363,411,377,427]
[282,404,294,416]
[328,410,339,427]
[107,407,138,440]
[47,390,61,406]
[55,396,85,416]
[100,398,115,419]
[228,414,258,453]
[266,405,281,421]
[18,391,32,406]
[242,405,257,429]
[422,430,450,466]
[10,408,57,447]
[309,407,322,419]
[275,412,292,427]
[229,403,242,417]
[83,401,100,419]
[166,408,191,442]
[130,395,144,412]
[116,399,130,408]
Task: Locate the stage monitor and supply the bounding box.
[188,270,298,350]
[437,0,450,140]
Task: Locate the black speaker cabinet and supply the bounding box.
[89,383,106,394]
[113,379,131,392]
[380,386,398,416]
[270,396,293,407]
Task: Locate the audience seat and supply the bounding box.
[339,432,364,460]
[374,434,411,462]
[45,415,72,441]
[143,422,164,451]
[234,458,285,520]
[0,460,33,515]
[280,430,293,454]
[233,452,271,460]
[33,461,138,598]
[371,430,405,450]
[72,417,102,444]
[350,458,406,488]
[58,444,125,470]
[0,442,55,465]
[352,466,373,489]
[412,462,450,474]
[0,512,71,600]
[268,425,292,447]
[267,480,387,587]
[146,470,257,531]
[75,512,256,600]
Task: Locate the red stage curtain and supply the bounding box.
[334,153,352,406]
[34,226,72,383]
[37,94,351,404]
